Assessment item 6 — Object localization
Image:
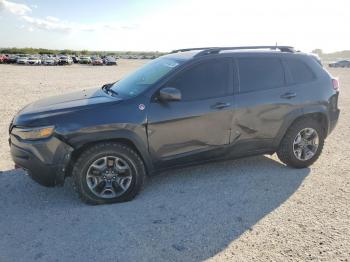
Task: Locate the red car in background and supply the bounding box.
[0,55,9,63]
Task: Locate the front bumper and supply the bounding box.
[9,134,73,187]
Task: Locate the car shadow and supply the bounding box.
[0,155,309,262]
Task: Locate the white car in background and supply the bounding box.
[58,56,73,65]
[27,57,41,65]
[42,56,56,65]
[79,56,92,64]
[16,56,28,65]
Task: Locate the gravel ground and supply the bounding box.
[0,63,349,262]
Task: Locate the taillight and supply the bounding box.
[332,78,340,91]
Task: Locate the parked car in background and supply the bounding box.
[104,56,117,65]
[58,56,73,65]
[72,56,80,63]
[42,56,57,65]
[0,55,7,63]
[8,46,340,204]
[92,57,104,66]
[329,60,350,68]
[1,54,10,63]
[27,56,41,65]
[79,56,92,64]
[16,56,28,65]
[7,55,19,64]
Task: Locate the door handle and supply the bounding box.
[212,102,231,109]
[280,92,296,99]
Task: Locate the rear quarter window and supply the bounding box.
[284,58,315,84]
[237,57,284,93]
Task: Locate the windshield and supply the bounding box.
[110,57,181,98]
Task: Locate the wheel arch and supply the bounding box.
[66,132,154,177]
[273,108,329,148]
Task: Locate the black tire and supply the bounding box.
[72,142,146,205]
[277,118,325,168]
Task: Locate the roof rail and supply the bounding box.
[170,47,218,53]
[171,46,295,57]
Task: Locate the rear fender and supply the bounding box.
[272,106,329,148]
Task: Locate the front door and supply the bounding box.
[147,58,234,167]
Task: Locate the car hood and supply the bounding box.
[14,87,122,125]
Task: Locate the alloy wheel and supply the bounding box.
[293,128,319,161]
[86,156,132,198]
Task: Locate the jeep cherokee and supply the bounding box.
[9,46,340,204]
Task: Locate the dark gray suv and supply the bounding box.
[9,46,340,204]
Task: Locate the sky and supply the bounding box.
[0,0,349,52]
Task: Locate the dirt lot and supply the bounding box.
[0,62,349,262]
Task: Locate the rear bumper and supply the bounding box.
[327,92,340,135]
[328,109,340,135]
[9,135,73,187]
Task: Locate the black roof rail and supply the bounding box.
[170,47,218,53]
[171,46,295,57]
[195,46,295,57]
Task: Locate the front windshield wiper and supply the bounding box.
[102,83,118,96]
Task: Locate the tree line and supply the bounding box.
[1,47,349,60]
[312,49,350,61]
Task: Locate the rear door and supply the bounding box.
[231,55,301,151]
[147,58,234,166]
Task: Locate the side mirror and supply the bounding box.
[159,87,181,102]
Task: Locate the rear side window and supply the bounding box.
[168,58,230,101]
[238,57,284,93]
[284,58,315,84]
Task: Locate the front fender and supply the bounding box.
[63,124,154,173]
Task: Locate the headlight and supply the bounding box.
[11,126,55,140]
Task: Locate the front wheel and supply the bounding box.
[73,142,146,205]
[277,118,325,168]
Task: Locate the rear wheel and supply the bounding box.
[73,142,146,205]
[277,118,325,168]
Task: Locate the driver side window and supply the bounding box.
[167,58,231,101]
